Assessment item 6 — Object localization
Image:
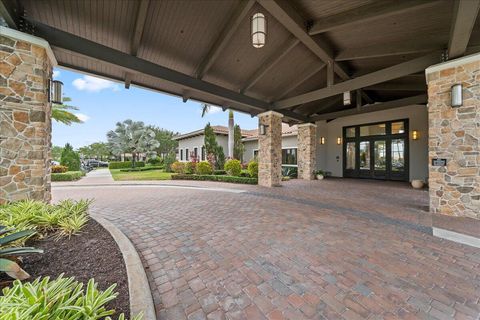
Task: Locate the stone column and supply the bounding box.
[297,123,316,180]
[0,27,55,204]
[258,111,282,187]
[426,54,480,219]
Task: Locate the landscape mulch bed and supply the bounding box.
[0,219,130,318]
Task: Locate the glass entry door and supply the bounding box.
[343,120,408,181]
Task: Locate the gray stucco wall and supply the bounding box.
[243,135,299,163]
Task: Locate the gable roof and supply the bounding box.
[174,124,297,141]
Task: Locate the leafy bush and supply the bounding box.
[0,275,143,319]
[282,166,298,178]
[224,159,242,176]
[196,161,213,175]
[172,174,257,184]
[60,143,80,171]
[171,161,185,174]
[51,171,85,181]
[247,160,258,178]
[51,165,68,173]
[239,170,250,177]
[119,166,163,172]
[213,170,226,175]
[164,153,177,173]
[0,199,91,241]
[184,161,196,174]
[0,227,43,279]
[147,156,162,165]
[109,161,145,169]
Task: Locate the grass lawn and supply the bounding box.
[109,168,173,181]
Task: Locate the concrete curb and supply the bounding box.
[93,216,156,320]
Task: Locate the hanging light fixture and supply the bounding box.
[251,13,266,48]
[343,91,351,105]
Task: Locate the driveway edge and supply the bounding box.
[93,215,156,320]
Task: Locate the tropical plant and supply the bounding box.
[171,161,185,174]
[196,161,213,175]
[282,166,298,178]
[147,126,179,159]
[164,152,177,172]
[52,97,82,125]
[228,110,234,158]
[60,143,81,171]
[0,227,43,280]
[51,145,64,161]
[247,160,258,178]
[51,165,68,173]
[0,275,143,319]
[224,159,242,176]
[204,123,225,170]
[107,120,160,168]
[233,124,244,161]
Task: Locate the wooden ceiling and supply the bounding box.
[1,0,479,123]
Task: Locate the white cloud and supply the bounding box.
[52,70,61,78]
[75,113,90,122]
[72,75,119,92]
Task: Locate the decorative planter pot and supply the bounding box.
[411,180,424,189]
[316,174,324,180]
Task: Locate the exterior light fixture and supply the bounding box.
[320,137,325,145]
[259,124,268,135]
[343,91,351,105]
[49,80,63,104]
[451,84,462,107]
[337,137,342,145]
[412,130,419,140]
[251,13,266,48]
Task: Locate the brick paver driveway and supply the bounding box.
[53,174,480,320]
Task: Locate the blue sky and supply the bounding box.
[52,68,258,148]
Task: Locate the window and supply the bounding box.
[253,150,258,160]
[282,148,297,165]
[346,127,356,138]
[346,142,356,170]
[180,149,183,161]
[201,146,205,161]
[185,148,189,161]
[360,123,386,136]
[194,147,198,160]
[391,121,405,134]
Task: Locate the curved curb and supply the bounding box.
[93,216,156,320]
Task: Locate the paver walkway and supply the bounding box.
[52,174,480,320]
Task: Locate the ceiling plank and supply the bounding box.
[241,37,299,93]
[448,0,480,59]
[304,97,342,116]
[311,94,427,121]
[365,82,426,91]
[195,0,255,79]
[274,52,441,109]
[309,0,440,35]
[275,63,325,100]
[336,43,442,61]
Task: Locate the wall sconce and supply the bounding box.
[343,91,351,105]
[412,130,419,140]
[251,13,266,48]
[451,84,462,107]
[320,137,325,145]
[49,80,63,104]
[337,137,342,145]
[259,124,268,135]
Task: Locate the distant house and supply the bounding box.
[173,124,299,167]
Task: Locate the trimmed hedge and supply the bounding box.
[119,166,163,172]
[213,170,226,175]
[51,171,85,181]
[108,161,145,169]
[172,174,257,184]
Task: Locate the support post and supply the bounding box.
[258,111,283,187]
[297,123,317,180]
[0,27,55,203]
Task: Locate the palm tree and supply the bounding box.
[52,97,82,125]
[201,104,235,158]
[107,119,159,167]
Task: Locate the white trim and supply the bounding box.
[297,123,317,128]
[425,52,480,75]
[0,26,57,66]
[433,227,480,249]
[257,110,284,118]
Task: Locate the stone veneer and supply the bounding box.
[297,123,316,180]
[0,28,54,203]
[426,54,480,219]
[258,111,282,187]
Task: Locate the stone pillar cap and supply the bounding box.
[257,110,284,118]
[0,26,57,66]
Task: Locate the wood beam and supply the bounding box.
[274,52,441,109]
[195,0,255,79]
[311,94,427,121]
[335,43,442,61]
[276,63,325,100]
[365,82,426,91]
[124,73,132,89]
[448,0,480,59]
[326,60,334,87]
[0,0,18,28]
[241,37,299,93]
[356,90,361,110]
[309,0,440,35]
[304,97,342,116]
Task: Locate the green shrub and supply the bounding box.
[171,161,185,174]
[51,165,68,173]
[172,174,257,184]
[51,171,85,181]
[213,170,226,175]
[247,160,258,178]
[164,153,176,173]
[196,161,213,175]
[60,143,80,171]
[184,161,196,174]
[108,161,145,169]
[224,159,242,176]
[119,166,163,172]
[147,156,162,165]
[282,166,298,178]
[0,275,143,319]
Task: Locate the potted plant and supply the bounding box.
[411,179,424,189]
[315,170,325,180]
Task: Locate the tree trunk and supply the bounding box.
[132,152,136,168]
[228,110,234,159]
